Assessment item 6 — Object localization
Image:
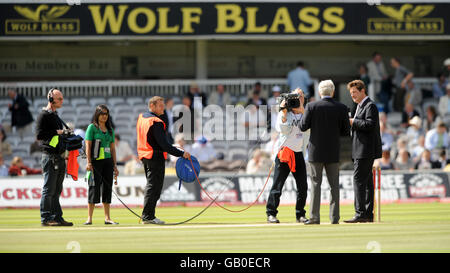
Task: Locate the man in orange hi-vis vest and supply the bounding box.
[137,96,190,225]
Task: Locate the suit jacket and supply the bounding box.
[351,97,382,160]
[300,97,350,163]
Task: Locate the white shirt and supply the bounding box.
[355,96,370,116]
[275,112,310,154]
[190,142,217,162]
[116,140,134,162]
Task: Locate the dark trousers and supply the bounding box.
[88,158,114,204]
[352,158,375,219]
[141,154,166,221]
[266,152,307,219]
[393,87,406,112]
[40,154,66,223]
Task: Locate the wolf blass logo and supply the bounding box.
[6,5,79,34]
[368,4,444,34]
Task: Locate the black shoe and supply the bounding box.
[41,220,61,226]
[366,218,374,223]
[343,216,368,223]
[105,220,119,225]
[331,221,339,224]
[267,215,280,223]
[296,216,308,223]
[304,219,320,225]
[59,220,73,226]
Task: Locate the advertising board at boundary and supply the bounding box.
[0,171,449,208]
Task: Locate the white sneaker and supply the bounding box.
[267,215,280,223]
[142,217,165,225]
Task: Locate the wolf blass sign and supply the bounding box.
[2,3,447,37]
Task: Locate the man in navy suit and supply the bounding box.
[345,80,382,223]
[300,80,350,225]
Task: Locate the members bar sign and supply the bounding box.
[0,2,449,38]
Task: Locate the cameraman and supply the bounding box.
[36,89,73,227]
[266,88,310,224]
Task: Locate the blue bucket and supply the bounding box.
[175,156,200,190]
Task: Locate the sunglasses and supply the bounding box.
[100,111,109,116]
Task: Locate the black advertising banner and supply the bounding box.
[0,2,449,39]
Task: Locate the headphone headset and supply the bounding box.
[48,88,55,103]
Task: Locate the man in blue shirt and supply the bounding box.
[287,61,312,97]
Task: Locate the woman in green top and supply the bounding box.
[84,105,119,225]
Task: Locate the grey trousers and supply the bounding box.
[308,162,340,223]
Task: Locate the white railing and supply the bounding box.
[0,78,312,99]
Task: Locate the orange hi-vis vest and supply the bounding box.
[136,113,168,160]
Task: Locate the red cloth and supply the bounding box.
[277,146,296,173]
[67,150,79,181]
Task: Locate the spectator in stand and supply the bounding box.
[262,131,280,160]
[0,127,12,157]
[367,52,388,104]
[374,150,395,170]
[437,149,450,169]
[0,154,9,177]
[395,149,414,171]
[379,112,395,135]
[186,82,207,110]
[393,136,409,160]
[160,97,175,144]
[7,88,34,139]
[415,149,440,170]
[115,134,138,166]
[444,58,450,81]
[173,95,195,138]
[209,84,232,108]
[425,122,449,159]
[247,82,269,101]
[246,149,272,174]
[246,89,268,109]
[241,99,267,144]
[406,116,424,151]
[287,61,312,98]
[404,80,422,109]
[190,136,217,163]
[170,133,191,164]
[411,135,426,164]
[380,121,394,151]
[423,105,440,132]
[390,57,414,112]
[8,156,42,176]
[267,85,282,130]
[401,103,420,129]
[358,64,370,88]
[438,83,450,117]
[432,72,448,98]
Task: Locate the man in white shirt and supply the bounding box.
[190,136,217,162]
[266,88,310,224]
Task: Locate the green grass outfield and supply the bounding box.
[0,202,449,253]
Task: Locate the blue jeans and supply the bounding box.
[40,154,66,223]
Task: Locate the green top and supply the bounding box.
[85,123,115,160]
